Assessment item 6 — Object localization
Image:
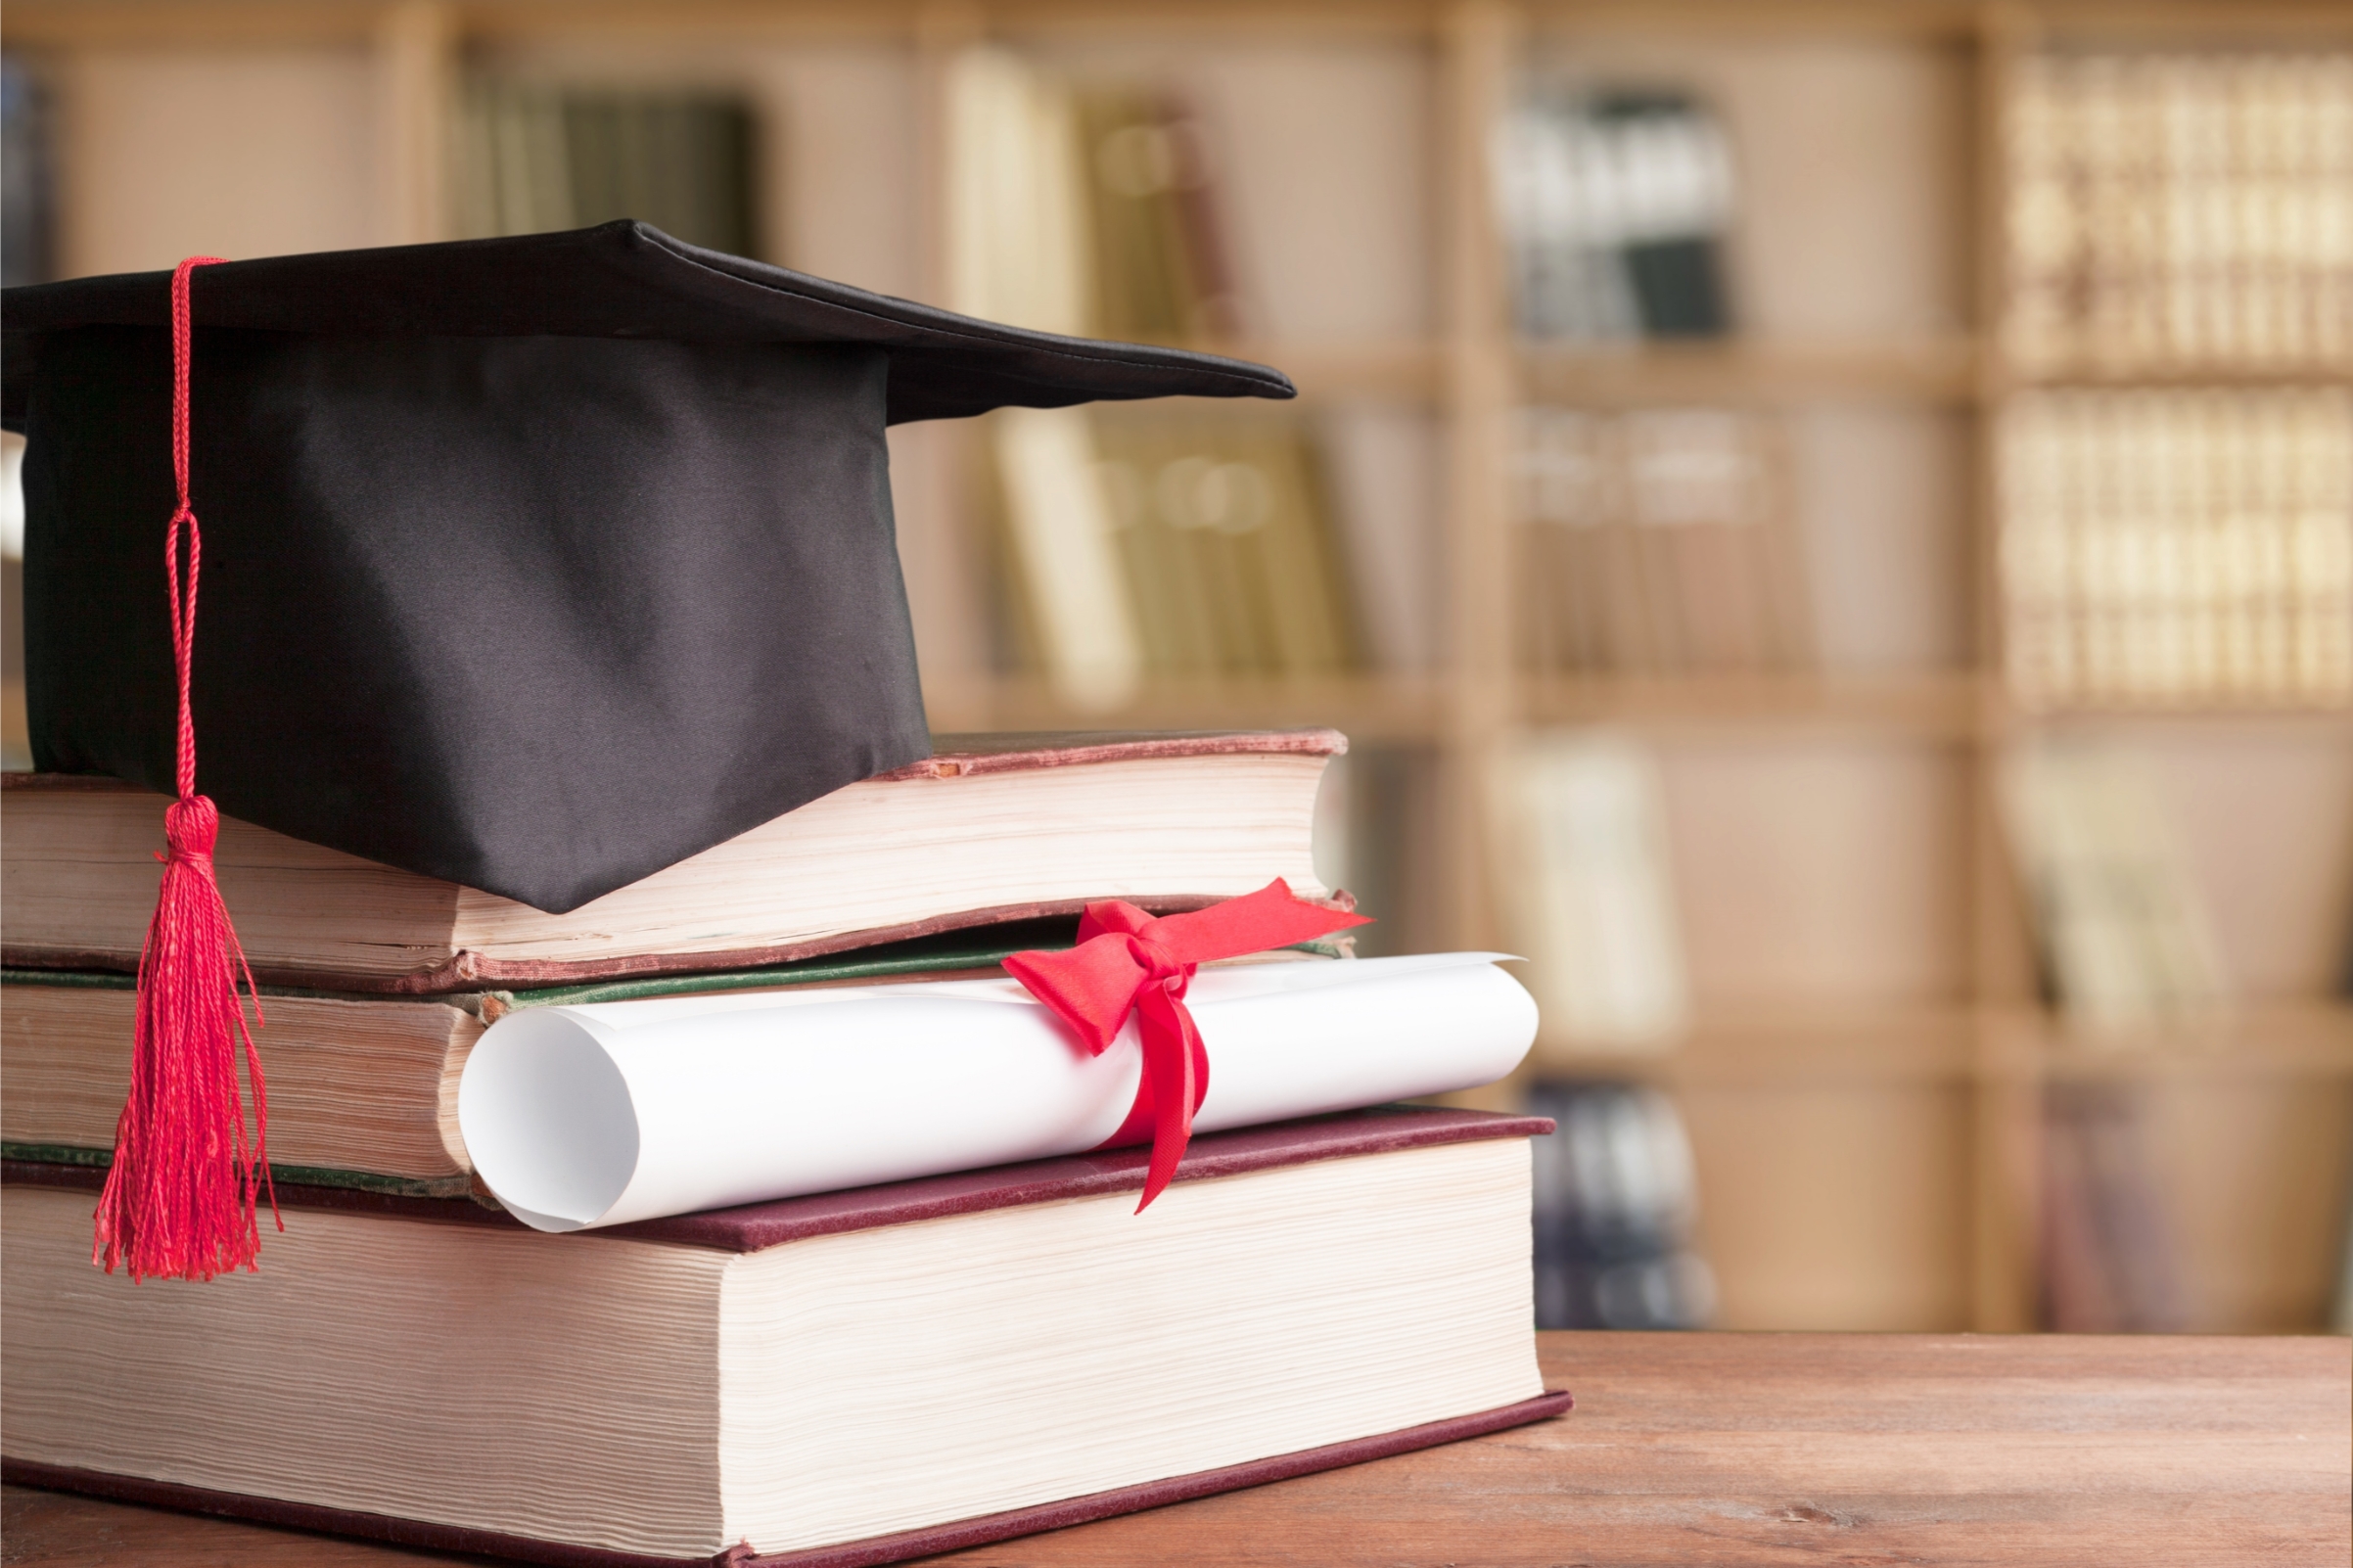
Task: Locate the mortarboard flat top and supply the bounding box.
[2,219,1293,426]
[3,223,1295,913]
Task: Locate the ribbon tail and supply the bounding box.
[1134,988,1204,1213]
[1148,878,1372,967]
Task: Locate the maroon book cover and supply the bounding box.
[5,1105,1549,1254]
[5,1107,1572,1565]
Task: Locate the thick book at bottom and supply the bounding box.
[2,1107,1569,1567]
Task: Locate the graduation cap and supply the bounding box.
[4,220,1294,911]
[2,222,1293,1279]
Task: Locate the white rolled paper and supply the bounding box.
[459,952,1536,1231]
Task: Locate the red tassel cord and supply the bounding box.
[1002,880,1369,1213]
[91,255,279,1281]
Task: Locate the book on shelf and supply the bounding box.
[1515,406,1812,677]
[3,1109,1568,1568]
[1320,406,1443,676]
[451,79,760,259]
[2005,50,2353,373]
[2000,740,2200,1330]
[989,403,1361,707]
[0,731,1342,992]
[2336,1147,2353,1336]
[987,406,1153,709]
[2040,1082,2186,1334]
[946,47,1244,346]
[1526,1080,1714,1331]
[1,55,42,760]
[2339,930,2353,1336]
[946,47,1366,707]
[1,55,55,290]
[1999,387,2353,709]
[1496,84,1736,342]
[1315,745,1441,962]
[1489,730,1688,1056]
[2337,1216,2353,1336]
[1074,86,1244,344]
[1998,736,2228,1033]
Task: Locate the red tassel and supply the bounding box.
[90,255,277,1281]
[93,796,275,1279]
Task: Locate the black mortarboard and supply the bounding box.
[1,221,1294,913]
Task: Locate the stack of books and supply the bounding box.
[2,729,1564,1565]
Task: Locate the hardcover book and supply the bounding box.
[3,1107,1570,1567]
[0,729,1341,992]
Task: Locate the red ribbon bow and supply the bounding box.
[1002,879,1370,1212]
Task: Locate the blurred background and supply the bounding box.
[3,0,2349,1336]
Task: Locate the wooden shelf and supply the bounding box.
[1534,1002,2353,1096]
[1163,337,1993,408]
[1522,671,1987,737]
[1996,696,2353,735]
[924,674,1448,744]
[931,671,1995,743]
[1987,1002,2353,1083]
[2002,356,2353,392]
[1182,340,1442,403]
[1542,1004,1979,1085]
[1525,0,1985,42]
[932,670,2353,748]
[1519,337,1982,407]
[1538,1000,2353,1086]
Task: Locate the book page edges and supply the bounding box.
[5,749,1332,992]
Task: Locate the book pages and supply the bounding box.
[460,953,1537,1231]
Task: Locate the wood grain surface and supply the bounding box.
[5,1331,2347,1567]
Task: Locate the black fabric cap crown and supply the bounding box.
[2,222,1294,913]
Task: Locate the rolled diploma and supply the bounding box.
[459,952,1535,1232]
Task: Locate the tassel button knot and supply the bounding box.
[161,795,221,862]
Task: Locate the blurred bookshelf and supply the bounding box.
[3,0,2349,1336]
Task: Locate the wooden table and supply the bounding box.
[6,1333,2347,1567]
